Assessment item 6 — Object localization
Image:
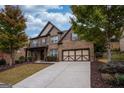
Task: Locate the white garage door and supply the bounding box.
[62,49,90,61]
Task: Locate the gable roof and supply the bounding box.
[30,21,62,40]
[38,21,62,37]
[58,27,72,43]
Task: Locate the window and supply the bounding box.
[31,40,38,47]
[42,38,46,45]
[49,49,58,57]
[72,33,78,40]
[51,36,59,43]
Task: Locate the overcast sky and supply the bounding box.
[0,5,74,38]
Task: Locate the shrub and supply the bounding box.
[19,56,25,63]
[15,60,20,64]
[0,59,6,65]
[115,74,124,86]
[98,62,124,74]
[27,56,32,62]
[46,56,58,61]
[95,52,103,58]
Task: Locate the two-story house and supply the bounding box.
[25,21,94,62]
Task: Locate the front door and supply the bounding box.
[40,50,44,60]
[31,49,44,61]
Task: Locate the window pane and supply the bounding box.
[42,38,46,44]
[31,40,38,47]
[51,36,59,43]
[50,49,58,57]
[72,33,78,40]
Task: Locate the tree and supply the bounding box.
[71,5,124,62]
[0,5,27,66]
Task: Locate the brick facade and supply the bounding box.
[58,29,94,61]
[26,22,94,62]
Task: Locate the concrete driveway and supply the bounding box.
[13,62,90,88]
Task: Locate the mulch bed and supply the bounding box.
[91,61,113,88]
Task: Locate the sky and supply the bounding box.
[0,5,74,38]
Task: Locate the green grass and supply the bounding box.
[98,52,124,63]
[0,63,51,85]
[112,53,124,61]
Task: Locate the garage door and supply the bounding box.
[62,49,90,61]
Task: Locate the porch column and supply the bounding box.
[44,48,47,61]
[25,49,27,62]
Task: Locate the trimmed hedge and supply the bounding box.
[15,60,20,64]
[0,59,6,65]
[15,56,26,64]
[19,56,25,63]
[116,74,124,86]
[46,56,58,61]
[27,56,32,62]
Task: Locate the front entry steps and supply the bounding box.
[34,60,56,64]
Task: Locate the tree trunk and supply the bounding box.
[10,51,15,66]
[107,41,112,62]
[107,46,112,62]
[9,45,15,66]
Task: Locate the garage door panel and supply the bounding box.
[83,50,89,55]
[69,55,75,60]
[63,51,68,55]
[68,57,74,61]
[76,50,81,55]
[69,51,74,55]
[83,56,89,61]
[76,56,82,61]
[63,56,68,60]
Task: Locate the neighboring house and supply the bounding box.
[0,48,25,64]
[109,37,120,51]
[25,21,94,62]
[111,42,120,51]
[0,51,11,64]
[15,48,26,60]
[120,28,124,52]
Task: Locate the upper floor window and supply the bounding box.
[51,35,59,43]
[31,40,38,47]
[72,33,78,41]
[42,38,47,45]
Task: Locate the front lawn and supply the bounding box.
[111,53,124,61]
[0,63,51,85]
[98,52,124,63]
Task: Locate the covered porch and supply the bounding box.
[25,46,48,62]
